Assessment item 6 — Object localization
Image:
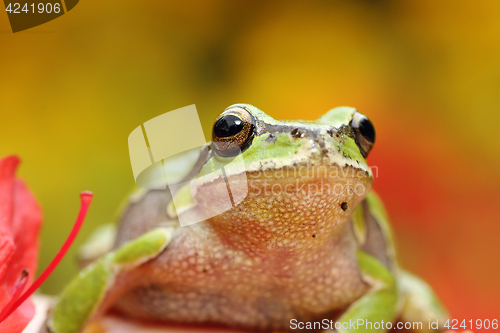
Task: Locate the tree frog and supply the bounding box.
[42,104,448,333]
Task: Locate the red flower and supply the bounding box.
[0,155,93,330]
[0,156,41,332]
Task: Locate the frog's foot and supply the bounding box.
[42,227,174,333]
[322,251,399,333]
[398,270,449,332]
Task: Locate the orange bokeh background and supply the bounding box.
[1,1,499,331]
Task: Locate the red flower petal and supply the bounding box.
[0,156,19,282]
[0,156,41,333]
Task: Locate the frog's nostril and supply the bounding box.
[327,128,337,137]
[291,128,305,138]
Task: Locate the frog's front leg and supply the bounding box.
[42,227,175,333]
[323,251,399,333]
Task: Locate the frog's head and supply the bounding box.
[194,104,376,253]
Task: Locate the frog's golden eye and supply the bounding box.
[351,112,376,158]
[212,106,255,157]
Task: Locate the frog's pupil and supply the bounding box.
[214,115,244,138]
[358,118,375,143]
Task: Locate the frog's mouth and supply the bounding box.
[245,163,371,182]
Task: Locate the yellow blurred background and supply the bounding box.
[1,0,499,329]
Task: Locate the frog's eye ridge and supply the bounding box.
[351,112,375,158]
[212,106,255,157]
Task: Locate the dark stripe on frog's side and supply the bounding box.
[355,199,393,271]
[179,144,211,182]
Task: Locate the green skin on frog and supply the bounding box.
[43,104,448,333]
